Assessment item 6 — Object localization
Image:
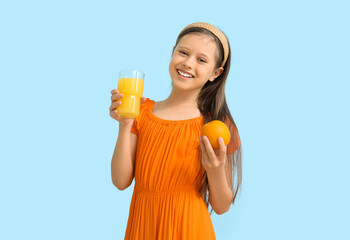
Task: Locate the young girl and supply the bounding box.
[109,22,242,239]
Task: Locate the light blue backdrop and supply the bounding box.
[1,0,349,239]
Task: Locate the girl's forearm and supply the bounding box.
[207,167,233,215]
[111,125,135,190]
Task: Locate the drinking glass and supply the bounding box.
[117,69,145,118]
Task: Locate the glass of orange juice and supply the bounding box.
[117,69,145,118]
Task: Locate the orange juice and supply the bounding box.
[117,77,144,118]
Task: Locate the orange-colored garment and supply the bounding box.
[125,99,216,239]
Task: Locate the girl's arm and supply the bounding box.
[206,159,233,215]
[111,124,137,190]
[199,136,233,215]
[109,89,142,190]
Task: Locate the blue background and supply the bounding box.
[1,0,349,239]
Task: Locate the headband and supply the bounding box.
[178,22,229,67]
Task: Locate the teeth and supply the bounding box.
[178,70,193,78]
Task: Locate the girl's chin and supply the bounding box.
[171,81,203,93]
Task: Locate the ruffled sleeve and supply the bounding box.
[131,98,151,135]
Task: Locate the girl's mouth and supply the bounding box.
[177,70,194,79]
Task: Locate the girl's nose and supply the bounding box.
[182,57,195,69]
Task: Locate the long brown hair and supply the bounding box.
[174,27,242,213]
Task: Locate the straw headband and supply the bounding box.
[178,22,229,67]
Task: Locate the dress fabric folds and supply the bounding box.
[124,99,216,240]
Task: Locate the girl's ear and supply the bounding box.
[209,67,224,82]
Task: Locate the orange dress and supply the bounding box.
[125,99,216,239]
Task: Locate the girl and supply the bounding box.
[109,22,242,239]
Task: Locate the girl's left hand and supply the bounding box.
[199,136,227,174]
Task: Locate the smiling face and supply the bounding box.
[169,33,223,93]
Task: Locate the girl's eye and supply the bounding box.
[179,50,187,55]
[199,58,207,63]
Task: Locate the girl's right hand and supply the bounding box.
[109,89,133,127]
[109,89,146,127]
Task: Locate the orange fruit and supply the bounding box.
[201,120,230,149]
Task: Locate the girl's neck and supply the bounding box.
[153,88,202,120]
[163,88,199,109]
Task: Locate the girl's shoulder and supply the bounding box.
[131,98,153,135]
[140,98,154,111]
